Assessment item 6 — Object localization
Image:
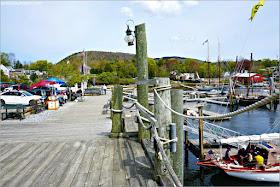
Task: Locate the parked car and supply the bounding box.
[4,84,29,92]
[0,90,42,105]
[26,86,54,97]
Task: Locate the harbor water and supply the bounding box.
[183,102,279,186]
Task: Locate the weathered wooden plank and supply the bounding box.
[84,145,105,187]
[98,144,114,186]
[58,140,93,187]
[0,143,27,162]
[70,173,88,187]
[123,139,140,186]
[0,142,40,178]
[113,138,123,171]
[112,169,127,187]
[19,142,67,186]
[1,142,52,186]
[43,141,87,187]
[29,141,75,187]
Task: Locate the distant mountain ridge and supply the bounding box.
[58,51,204,65]
[153,56,205,63]
[58,51,136,64]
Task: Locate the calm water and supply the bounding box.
[183,102,279,186]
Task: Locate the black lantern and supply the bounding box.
[124,20,135,46]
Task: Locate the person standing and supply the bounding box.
[103,84,107,95]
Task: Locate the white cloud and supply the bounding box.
[183,0,199,8]
[120,7,133,18]
[135,0,198,17]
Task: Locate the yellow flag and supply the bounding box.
[249,0,265,21]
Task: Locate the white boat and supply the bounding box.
[199,134,280,182]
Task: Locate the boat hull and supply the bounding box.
[225,170,280,182]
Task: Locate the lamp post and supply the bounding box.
[124,21,150,142]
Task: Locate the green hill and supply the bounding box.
[58,51,136,65]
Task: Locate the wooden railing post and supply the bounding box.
[135,23,150,142]
[111,86,123,134]
[154,77,172,176]
[198,106,204,161]
[171,89,184,184]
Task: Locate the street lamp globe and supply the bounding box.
[124,20,135,46]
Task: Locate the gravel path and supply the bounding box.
[0,101,75,123]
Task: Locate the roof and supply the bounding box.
[234,73,262,78]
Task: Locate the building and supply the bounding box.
[78,65,91,75]
[0,64,9,76]
[234,73,264,83]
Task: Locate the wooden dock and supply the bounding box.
[0,95,157,187]
[188,139,238,158]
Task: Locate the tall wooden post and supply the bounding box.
[110,87,114,119]
[154,78,172,176]
[111,86,123,133]
[198,106,204,161]
[135,23,150,142]
[171,89,184,184]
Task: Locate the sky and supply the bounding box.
[1,0,279,64]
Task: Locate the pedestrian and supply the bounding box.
[103,84,107,95]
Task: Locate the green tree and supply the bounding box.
[1,70,10,82]
[148,58,156,78]
[1,52,11,66]
[30,73,38,82]
[97,72,113,84]
[14,60,23,69]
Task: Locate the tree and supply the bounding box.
[148,58,156,78]
[97,72,113,84]
[1,52,11,66]
[14,60,23,69]
[30,73,38,82]
[1,70,10,82]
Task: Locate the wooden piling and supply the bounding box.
[171,89,184,184]
[110,87,114,119]
[111,86,123,134]
[154,77,172,176]
[198,106,204,161]
[135,23,150,142]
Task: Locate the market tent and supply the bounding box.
[29,80,56,89]
[45,77,65,84]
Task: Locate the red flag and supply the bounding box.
[81,50,84,57]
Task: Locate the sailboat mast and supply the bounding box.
[208,41,210,85]
[218,38,220,87]
[246,53,252,97]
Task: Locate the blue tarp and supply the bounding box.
[45,77,65,84]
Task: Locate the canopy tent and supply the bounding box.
[45,77,65,84]
[29,80,56,89]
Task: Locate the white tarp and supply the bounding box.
[217,133,280,144]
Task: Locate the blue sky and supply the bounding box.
[1,0,279,64]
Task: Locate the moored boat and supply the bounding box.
[198,135,280,182]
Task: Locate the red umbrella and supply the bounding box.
[29,80,56,89]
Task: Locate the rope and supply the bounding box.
[159,137,178,145]
[110,108,124,113]
[154,88,279,120]
[135,108,153,130]
[122,102,136,109]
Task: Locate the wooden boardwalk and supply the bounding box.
[0,95,157,187]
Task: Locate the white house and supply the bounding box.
[0,64,9,76]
